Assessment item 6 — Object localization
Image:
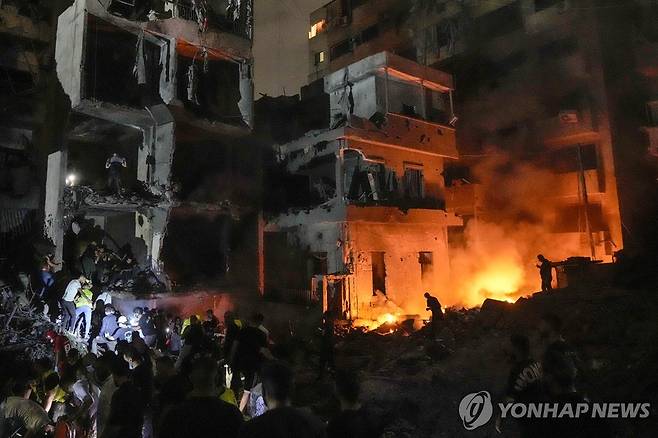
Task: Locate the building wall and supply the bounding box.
[346,138,448,203]
[347,219,449,320]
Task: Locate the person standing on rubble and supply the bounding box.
[73,279,94,340]
[62,276,85,332]
[536,254,553,292]
[424,292,444,336]
[105,153,127,195]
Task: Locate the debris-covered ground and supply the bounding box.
[2,277,658,437]
[293,284,658,437]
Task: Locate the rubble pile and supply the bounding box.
[0,292,54,362]
[63,184,172,212]
[298,286,658,437]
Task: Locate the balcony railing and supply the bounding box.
[163,0,253,40]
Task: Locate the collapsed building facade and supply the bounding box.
[42,0,259,290]
[264,52,460,321]
[302,0,658,302]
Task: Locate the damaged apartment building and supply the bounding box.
[263,52,460,321]
[305,0,658,263]
[37,0,258,290]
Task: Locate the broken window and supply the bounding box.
[343,150,398,204]
[419,251,434,282]
[386,78,424,118]
[84,16,163,107]
[403,165,424,199]
[176,55,243,124]
[426,89,451,124]
[371,251,386,295]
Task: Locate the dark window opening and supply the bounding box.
[443,165,472,187]
[314,51,325,65]
[84,16,163,107]
[176,55,243,125]
[403,166,424,199]
[419,251,434,281]
[371,251,386,295]
[330,39,353,59]
[310,252,328,275]
[359,24,380,44]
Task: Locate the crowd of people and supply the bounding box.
[0,268,379,438]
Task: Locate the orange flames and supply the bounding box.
[459,259,525,306]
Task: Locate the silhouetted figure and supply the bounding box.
[327,370,379,438]
[105,153,127,195]
[102,358,144,438]
[537,254,553,292]
[160,357,243,438]
[495,334,542,437]
[230,314,268,390]
[317,310,336,380]
[424,292,443,335]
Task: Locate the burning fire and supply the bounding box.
[353,312,400,330]
[460,259,525,307]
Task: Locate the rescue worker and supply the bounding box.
[537,254,553,292]
[73,279,94,340]
[105,152,127,195]
[424,292,444,336]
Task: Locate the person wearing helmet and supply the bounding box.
[105,316,132,353]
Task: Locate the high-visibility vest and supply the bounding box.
[74,288,93,308]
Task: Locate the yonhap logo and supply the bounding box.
[459,391,493,430]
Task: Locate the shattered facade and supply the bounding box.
[265,52,460,321]
[47,0,256,288]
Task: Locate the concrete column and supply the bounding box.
[44,151,67,270]
[238,61,254,128]
[141,105,175,188]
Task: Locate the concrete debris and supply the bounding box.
[63,184,172,213]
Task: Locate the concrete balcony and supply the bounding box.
[535,107,598,146]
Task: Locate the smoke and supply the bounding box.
[445,150,584,307]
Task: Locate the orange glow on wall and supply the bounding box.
[308,20,326,39]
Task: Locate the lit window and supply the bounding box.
[308,20,326,39]
[314,51,326,65]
